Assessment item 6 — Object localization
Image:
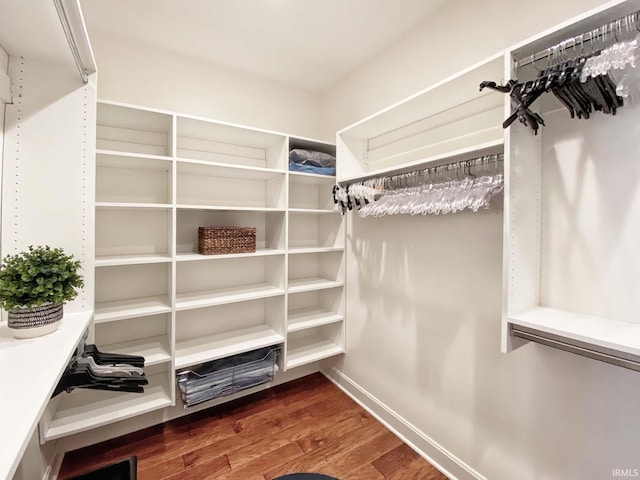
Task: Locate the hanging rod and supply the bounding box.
[511,325,640,372]
[351,152,504,190]
[515,9,640,70]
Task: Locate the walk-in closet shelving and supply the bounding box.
[285,138,345,369]
[176,162,286,210]
[175,296,285,369]
[336,54,505,183]
[288,212,344,249]
[175,255,286,310]
[288,251,344,294]
[176,209,286,259]
[287,288,344,333]
[41,100,346,440]
[94,263,172,323]
[97,102,173,157]
[41,363,173,441]
[53,100,348,438]
[95,314,172,366]
[286,323,345,369]
[176,115,287,169]
[502,0,640,368]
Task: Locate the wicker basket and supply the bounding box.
[198,226,256,255]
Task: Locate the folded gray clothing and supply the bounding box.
[289,149,336,168]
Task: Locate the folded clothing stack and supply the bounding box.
[289,149,336,176]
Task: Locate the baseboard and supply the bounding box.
[320,366,487,480]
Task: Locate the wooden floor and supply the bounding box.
[59,373,447,480]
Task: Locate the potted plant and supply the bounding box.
[0,245,84,338]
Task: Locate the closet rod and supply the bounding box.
[511,325,640,372]
[379,152,504,186]
[515,9,640,69]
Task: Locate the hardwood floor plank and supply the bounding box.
[165,454,230,480]
[295,411,373,454]
[137,456,185,480]
[319,430,403,479]
[223,399,363,471]
[264,411,386,479]
[218,442,304,480]
[346,463,387,480]
[59,374,447,480]
[372,443,420,477]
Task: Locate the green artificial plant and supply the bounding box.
[0,245,84,311]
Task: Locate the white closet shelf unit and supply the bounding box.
[286,333,345,369]
[288,246,344,255]
[285,136,345,370]
[95,254,173,267]
[287,308,344,333]
[288,208,339,214]
[94,295,172,323]
[83,97,345,432]
[42,371,173,441]
[177,205,285,212]
[175,284,286,311]
[99,335,172,367]
[176,248,285,262]
[288,278,344,294]
[175,324,285,369]
[336,53,505,184]
[502,0,640,370]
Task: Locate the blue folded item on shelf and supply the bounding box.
[289,161,336,176]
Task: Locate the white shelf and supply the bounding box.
[99,335,172,366]
[177,158,284,180]
[288,171,336,185]
[43,373,172,441]
[95,254,172,267]
[288,278,344,294]
[338,54,503,140]
[0,311,93,480]
[286,334,344,369]
[176,248,285,262]
[176,283,285,311]
[177,204,284,212]
[337,138,504,184]
[96,149,172,163]
[287,247,344,255]
[175,325,284,369]
[96,202,172,210]
[288,308,344,333]
[94,295,172,323]
[288,208,339,214]
[509,307,640,357]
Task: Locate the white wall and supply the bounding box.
[88,33,327,140]
[2,57,96,313]
[323,1,640,479]
[0,45,7,256]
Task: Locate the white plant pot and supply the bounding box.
[8,303,63,339]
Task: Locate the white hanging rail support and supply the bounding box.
[53,0,97,84]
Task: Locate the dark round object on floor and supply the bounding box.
[274,475,337,480]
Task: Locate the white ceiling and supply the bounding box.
[79,0,447,93]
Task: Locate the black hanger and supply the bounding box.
[84,344,145,367]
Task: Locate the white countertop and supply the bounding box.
[0,311,93,480]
